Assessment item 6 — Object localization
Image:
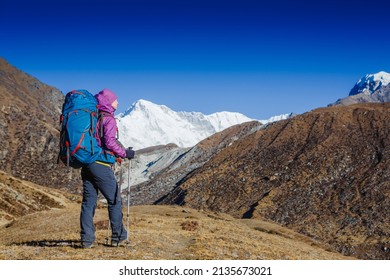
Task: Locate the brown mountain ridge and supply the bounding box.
[158,103,390,260]
[131,121,262,205]
[0,57,81,192]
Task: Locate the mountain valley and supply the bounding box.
[0,57,389,260]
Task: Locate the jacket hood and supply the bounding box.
[95,88,117,114]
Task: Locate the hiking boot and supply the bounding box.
[81,242,95,249]
[111,240,126,247]
[111,236,128,247]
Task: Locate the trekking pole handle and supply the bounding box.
[125,147,135,159]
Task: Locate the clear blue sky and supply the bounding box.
[1,0,389,119]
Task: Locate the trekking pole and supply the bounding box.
[106,218,111,245]
[126,158,131,245]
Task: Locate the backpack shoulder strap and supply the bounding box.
[98,111,113,139]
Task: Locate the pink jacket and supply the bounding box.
[95,89,126,159]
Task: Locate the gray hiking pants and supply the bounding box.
[80,162,127,245]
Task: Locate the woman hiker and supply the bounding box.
[80,88,135,248]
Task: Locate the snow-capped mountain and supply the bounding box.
[349,71,390,96]
[116,99,255,149]
[259,113,294,124]
[330,71,390,107]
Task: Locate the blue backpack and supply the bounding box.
[58,90,102,170]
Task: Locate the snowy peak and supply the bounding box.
[116,99,255,149]
[201,111,253,132]
[349,71,390,96]
[119,99,168,118]
[259,113,294,124]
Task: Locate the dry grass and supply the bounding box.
[0,203,352,260]
[0,170,352,260]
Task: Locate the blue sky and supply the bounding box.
[1,0,389,119]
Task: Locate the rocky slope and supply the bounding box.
[128,144,190,187]
[0,57,80,192]
[158,103,390,260]
[332,84,390,106]
[128,121,262,205]
[0,170,73,227]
